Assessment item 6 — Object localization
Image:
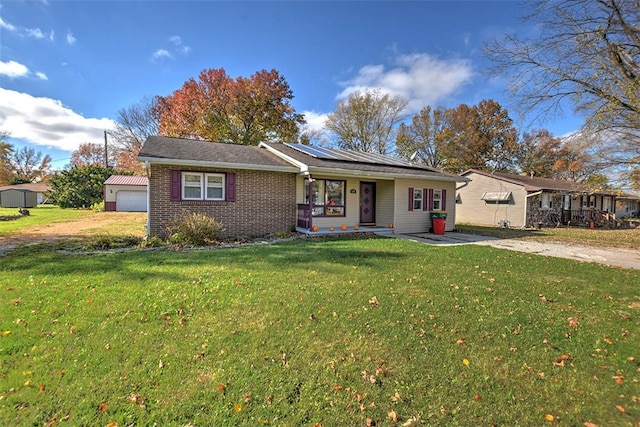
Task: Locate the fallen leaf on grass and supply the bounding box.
[1,331,11,337]
[613,376,624,384]
[462,358,470,366]
[234,403,242,412]
[568,317,579,329]
[369,296,379,307]
[456,338,466,345]
[583,423,598,427]
[99,403,108,412]
[402,415,420,427]
[615,405,625,413]
[544,413,555,421]
[388,410,398,422]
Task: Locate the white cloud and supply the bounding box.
[0,15,54,40]
[0,88,115,152]
[0,60,29,78]
[301,110,328,133]
[66,32,76,45]
[0,16,17,32]
[152,49,172,60]
[36,71,48,80]
[153,35,191,61]
[337,53,474,113]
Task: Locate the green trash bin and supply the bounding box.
[430,211,447,235]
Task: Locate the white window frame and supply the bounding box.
[433,189,442,211]
[541,193,552,210]
[182,172,225,201]
[413,188,424,211]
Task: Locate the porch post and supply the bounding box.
[307,175,314,230]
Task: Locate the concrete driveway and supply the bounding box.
[391,232,640,270]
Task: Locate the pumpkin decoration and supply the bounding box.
[341,224,348,231]
[311,225,318,232]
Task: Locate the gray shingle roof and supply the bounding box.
[137,136,465,181]
[461,169,606,193]
[137,136,299,171]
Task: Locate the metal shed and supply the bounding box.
[0,189,38,208]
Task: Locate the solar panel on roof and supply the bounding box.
[285,143,416,168]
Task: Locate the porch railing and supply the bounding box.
[561,209,616,226]
[297,204,312,229]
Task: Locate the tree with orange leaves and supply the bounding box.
[156,68,305,145]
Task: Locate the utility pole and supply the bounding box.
[104,130,109,168]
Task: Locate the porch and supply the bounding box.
[560,209,618,228]
[295,225,395,236]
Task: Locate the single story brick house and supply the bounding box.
[137,136,466,239]
[456,169,622,228]
[103,175,148,212]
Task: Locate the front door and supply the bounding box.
[360,182,376,224]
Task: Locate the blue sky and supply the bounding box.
[0,0,584,169]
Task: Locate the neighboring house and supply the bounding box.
[616,191,640,218]
[456,169,621,228]
[103,175,148,212]
[0,183,51,208]
[137,136,466,239]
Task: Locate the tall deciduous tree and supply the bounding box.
[70,142,106,168]
[325,89,409,154]
[0,131,14,185]
[156,68,305,145]
[395,106,448,168]
[11,146,52,183]
[484,0,640,185]
[110,96,159,174]
[516,129,565,178]
[439,100,519,173]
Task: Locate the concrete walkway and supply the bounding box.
[389,232,640,270]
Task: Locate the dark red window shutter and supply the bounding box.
[408,187,414,211]
[427,188,434,211]
[170,170,181,201]
[226,172,236,202]
[441,189,447,210]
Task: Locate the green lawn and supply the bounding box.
[0,237,638,426]
[0,205,91,237]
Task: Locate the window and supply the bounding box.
[304,179,345,216]
[433,189,443,210]
[408,187,447,211]
[182,172,225,201]
[413,188,424,211]
[540,193,552,209]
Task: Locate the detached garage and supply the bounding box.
[104,175,148,212]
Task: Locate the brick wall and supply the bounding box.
[149,164,297,238]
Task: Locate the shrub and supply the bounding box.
[139,235,165,248]
[91,201,105,212]
[166,211,225,246]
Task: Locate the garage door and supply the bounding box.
[116,191,147,212]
